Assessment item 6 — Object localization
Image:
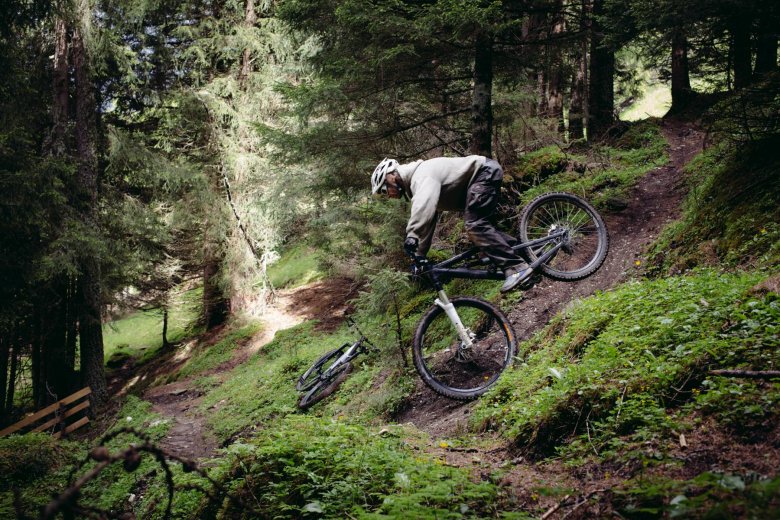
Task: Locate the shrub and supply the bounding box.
[0,433,66,490]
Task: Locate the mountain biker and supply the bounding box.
[371,156,533,293]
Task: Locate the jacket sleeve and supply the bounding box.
[406,177,440,255]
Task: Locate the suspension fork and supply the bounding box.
[434,290,474,348]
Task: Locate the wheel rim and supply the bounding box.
[418,303,511,394]
[524,197,603,276]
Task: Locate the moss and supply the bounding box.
[0,433,70,490]
[512,146,569,187]
[650,138,780,272]
[474,270,776,458]
[515,120,668,210]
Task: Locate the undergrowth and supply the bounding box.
[649,136,780,272]
[615,471,780,518]
[513,120,668,209]
[204,416,527,519]
[474,270,779,459]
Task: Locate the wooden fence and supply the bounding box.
[0,387,92,438]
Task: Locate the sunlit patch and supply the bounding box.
[173,339,198,362]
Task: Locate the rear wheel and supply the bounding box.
[412,297,516,400]
[519,192,608,281]
[298,362,352,410]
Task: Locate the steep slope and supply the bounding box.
[395,120,705,435]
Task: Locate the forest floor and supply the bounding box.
[132,119,719,515]
[142,277,360,459]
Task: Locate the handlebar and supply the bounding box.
[405,251,432,276]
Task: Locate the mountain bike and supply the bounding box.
[409,192,608,399]
[296,318,375,410]
[296,191,608,405]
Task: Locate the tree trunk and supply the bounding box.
[754,17,778,76]
[44,282,73,400]
[31,317,43,408]
[66,277,78,371]
[470,30,493,157]
[0,336,8,425]
[731,15,752,90]
[203,255,229,329]
[569,0,589,140]
[546,1,565,133]
[73,23,108,407]
[162,303,170,348]
[570,51,586,139]
[6,340,18,415]
[239,0,257,86]
[587,0,614,139]
[50,16,69,157]
[670,28,692,113]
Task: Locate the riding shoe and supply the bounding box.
[501,263,534,293]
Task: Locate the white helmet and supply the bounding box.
[371,158,399,194]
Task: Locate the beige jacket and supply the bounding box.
[396,155,486,255]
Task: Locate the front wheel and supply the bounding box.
[298,362,352,410]
[412,297,516,400]
[296,345,348,392]
[518,192,609,281]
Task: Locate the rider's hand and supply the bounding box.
[403,236,419,256]
[410,256,430,277]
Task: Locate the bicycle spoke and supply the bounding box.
[417,302,511,394]
[520,193,608,280]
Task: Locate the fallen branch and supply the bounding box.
[541,494,571,520]
[561,489,606,520]
[709,369,780,379]
[42,427,258,520]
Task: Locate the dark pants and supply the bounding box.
[464,159,523,270]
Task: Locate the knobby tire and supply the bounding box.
[518,192,609,281]
[412,297,516,400]
[298,362,352,410]
[296,345,348,392]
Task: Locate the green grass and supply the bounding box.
[0,433,82,518]
[621,83,672,122]
[203,416,527,519]
[104,287,202,366]
[197,320,414,442]
[170,323,262,382]
[473,269,778,459]
[268,243,323,289]
[649,138,780,273]
[515,120,669,209]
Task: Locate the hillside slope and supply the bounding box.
[397,120,705,436]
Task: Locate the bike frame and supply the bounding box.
[321,337,368,379]
[418,230,567,291]
[413,230,566,349]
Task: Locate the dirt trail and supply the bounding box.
[395,119,705,437]
[142,279,357,460]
